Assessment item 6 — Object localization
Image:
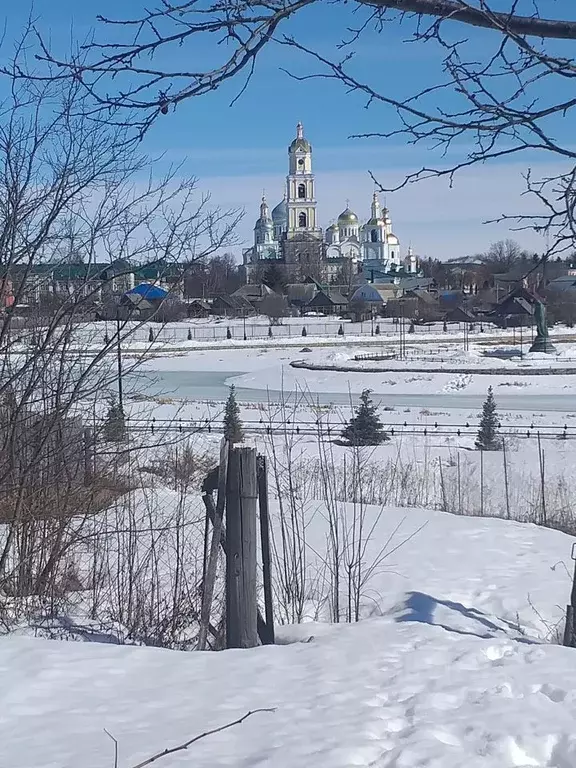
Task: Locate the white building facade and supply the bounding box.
[243,123,418,279]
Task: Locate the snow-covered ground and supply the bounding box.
[5,328,576,766]
[2,506,576,768]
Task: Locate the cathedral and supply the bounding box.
[242,122,418,281]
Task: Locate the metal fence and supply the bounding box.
[117,319,513,345]
[125,416,576,441]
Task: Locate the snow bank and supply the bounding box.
[2,506,576,767]
[3,611,576,767]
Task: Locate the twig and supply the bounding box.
[129,708,276,768]
[104,728,119,768]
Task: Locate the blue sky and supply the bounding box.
[2,1,574,260]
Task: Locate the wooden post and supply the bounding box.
[257,455,275,645]
[479,448,484,517]
[537,431,547,526]
[197,440,229,651]
[226,446,259,649]
[563,544,576,647]
[502,438,510,520]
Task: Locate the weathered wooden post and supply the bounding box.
[226,446,259,649]
[257,455,275,645]
[198,440,229,651]
[563,543,576,647]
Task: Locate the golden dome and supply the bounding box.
[338,207,358,224]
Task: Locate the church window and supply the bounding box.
[371,229,378,243]
[297,183,306,199]
[298,212,307,228]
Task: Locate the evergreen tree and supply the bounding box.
[148,326,154,342]
[342,389,389,446]
[302,326,307,336]
[338,323,344,336]
[268,325,273,337]
[443,320,448,332]
[408,321,415,334]
[375,324,380,335]
[475,386,501,451]
[103,400,126,442]
[223,385,244,443]
[226,327,232,339]
[187,328,192,340]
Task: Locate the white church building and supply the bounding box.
[242,123,418,279]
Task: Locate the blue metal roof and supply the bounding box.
[127,283,169,300]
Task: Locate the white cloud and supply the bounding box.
[201,159,564,261]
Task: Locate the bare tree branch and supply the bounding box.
[129,708,276,768]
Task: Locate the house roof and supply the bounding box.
[286,284,317,304]
[126,283,169,300]
[445,306,477,322]
[398,277,434,291]
[406,288,439,305]
[213,294,254,311]
[307,289,348,306]
[548,276,576,291]
[350,284,397,303]
[187,298,211,310]
[232,284,275,300]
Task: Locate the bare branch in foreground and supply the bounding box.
[129,708,276,768]
[104,729,119,768]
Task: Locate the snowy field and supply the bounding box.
[5,330,576,768]
[2,506,576,768]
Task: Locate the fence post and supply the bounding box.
[198,440,229,651]
[564,545,576,647]
[226,446,259,649]
[537,431,547,526]
[502,438,510,520]
[480,448,484,516]
[257,455,275,645]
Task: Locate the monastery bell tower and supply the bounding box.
[286,122,321,238]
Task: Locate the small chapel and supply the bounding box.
[242,122,419,281]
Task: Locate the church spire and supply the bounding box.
[371,191,382,221]
[260,195,270,219]
[296,121,304,139]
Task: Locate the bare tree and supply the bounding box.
[26,2,576,254]
[480,240,524,272]
[0,39,240,624]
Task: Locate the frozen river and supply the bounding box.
[127,369,576,413]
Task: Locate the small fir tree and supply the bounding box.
[226,327,232,339]
[338,323,344,336]
[148,326,154,342]
[443,320,448,332]
[223,385,244,443]
[475,386,501,451]
[268,325,273,337]
[375,324,380,335]
[302,326,307,337]
[342,389,389,446]
[187,328,192,341]
[408,321,415,334]
[103,400,126,442]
